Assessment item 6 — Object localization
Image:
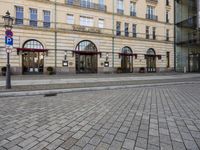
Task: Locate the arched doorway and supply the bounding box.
[146,48,156,72]
[75,40,98,73]
[121,47,133,73]
[22,40,44,74]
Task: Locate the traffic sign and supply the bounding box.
[5,45,12,53]
[5,30,13,37]
[5,36,13,46]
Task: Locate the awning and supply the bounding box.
[119,53,138,59]
[73,51,101,55]
[17,48,48,52]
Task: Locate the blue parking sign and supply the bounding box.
[5,36,13,46]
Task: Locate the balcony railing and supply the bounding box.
[176,31,200,45]
[30,20,37,27]
[176,16,197,28]
[130,11,136,17]
[43,22,51,28]
[66,0,107,12]
[117,9,124,15]
[15,18,23,25]
[146,14,158,21]
[146,0,158,4]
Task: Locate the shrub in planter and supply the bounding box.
[116,67,122,73]
[1,67,6,76]
[47,67,54,75]
[139,67,145,73]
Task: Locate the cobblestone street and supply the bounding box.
[0,83,200,150]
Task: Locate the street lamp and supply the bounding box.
[3,11,14,89]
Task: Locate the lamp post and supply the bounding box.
[3,11,14,89]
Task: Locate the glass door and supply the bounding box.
[76,54,97,73]
[147,56,156,72]
[22,52,44,74]
[121,55,133,73]
[189,53,200,72]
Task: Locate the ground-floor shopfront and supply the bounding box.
[176,45,200,73]
[0,29,174,75]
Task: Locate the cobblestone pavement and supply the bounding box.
[0,83,200,150]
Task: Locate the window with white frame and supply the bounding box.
[130,2,136,12]
[117,0,124,10]
[43,10,50,28]
[15,6,24,25]
[67,14,74,24]
[98,19,104,28]
[80,16,93,27]
[30,8,37,27]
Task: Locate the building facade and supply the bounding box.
[0,0,174,75]
[175,0,200,72]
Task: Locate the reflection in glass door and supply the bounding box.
[76,54,97,73]
[121,55,133,73]
[147,56,156,72]
[189,53,200,72]
[22,52,44,74]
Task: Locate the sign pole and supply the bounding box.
[5,30,13,89]
[6,52,11,89]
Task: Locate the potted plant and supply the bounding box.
[139,67,145,73]
[47,66,54,75]
[116,67,122,73]
[1,67,6,76]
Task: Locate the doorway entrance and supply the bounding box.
[189,53,200,72]
[146,48,156,72]
[121,47,133,73]
[75,40,98,73]
[22,40,45,74]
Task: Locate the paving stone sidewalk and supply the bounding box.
[0,83,200,150]
[0,73,200,92]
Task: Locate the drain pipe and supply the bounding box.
[112,0,115,73]
[54,0,57,74]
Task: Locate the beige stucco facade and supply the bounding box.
[0,0,174,74]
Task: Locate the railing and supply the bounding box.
[66,0,107,12]
[176,16,197,28]
[146,0,158,4]
[0,18,173,43]
[146,14,158,21]
[176,31,200,45]
[117,9,124,15]
[15,18,23,25]
[130,11,136,17]
[43,22,51,28]
[30,20,37,27]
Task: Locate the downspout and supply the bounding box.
[54,0,57,74]
[112,0,115,73]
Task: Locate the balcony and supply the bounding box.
[176,31,200,46]
[176,16,197,29]
[30,20,37,27]
[15,18,23,25]
[117,9,124,15]
[130,11,136,17]
[146,14,158,21]
[66,0,107,12]
[146,0,158,4]
[43,22,51,28]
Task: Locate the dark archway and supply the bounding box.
[75,40,98,73]
[146,48,156,72]
[121,46,133,73]
[22,40,44,74]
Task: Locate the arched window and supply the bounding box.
[147,48,156,55]
[23,40,44,49]
[76,40,97,52]
[122,46,133,54]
